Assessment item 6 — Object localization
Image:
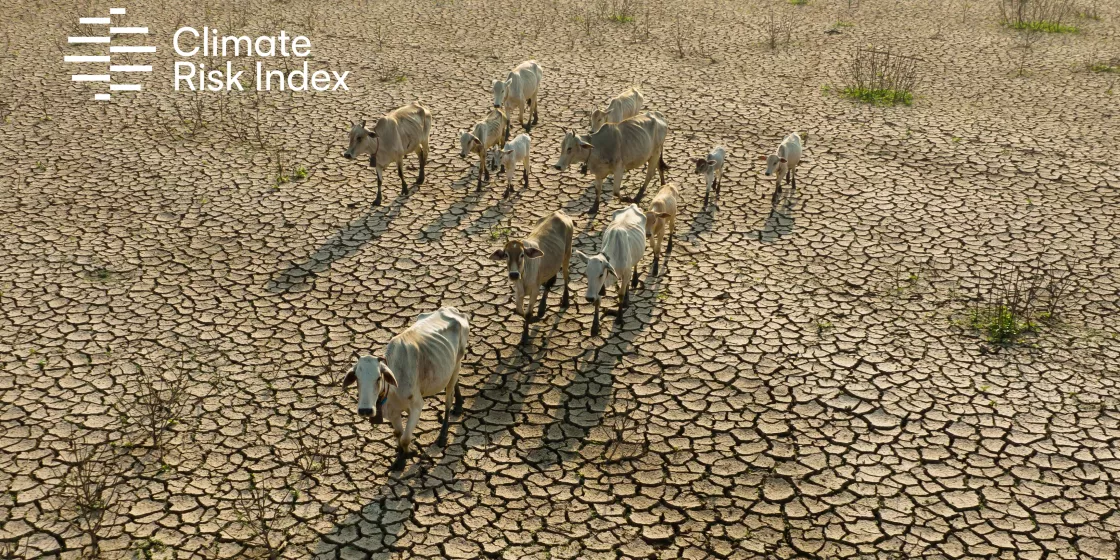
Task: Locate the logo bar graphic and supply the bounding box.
[64,7,155,101]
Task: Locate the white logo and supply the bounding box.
[65,7,156,101]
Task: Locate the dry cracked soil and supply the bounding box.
[1,0,1119,559]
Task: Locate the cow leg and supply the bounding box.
[416,145,427,185]
[437,367,459,447]
[667,216,676,255]
[477,155,485,192]
[537,275,556,319]
[651,251,660,277]
[560,250,571,307]
[590,177,603,214]
[396,403,421,458]
[519,311,531,346]
[373,167,384,207]
[791,168,797,190]
[590,300,601,337]
[632,159,657,203]
[387,411,405,471]
[531,95,539,125]
[453,383,464,416]
[631,264,640,289]
[522,164,529,188]
[397,160,408,195]
[612,164,626,200]
[703,180,711,207]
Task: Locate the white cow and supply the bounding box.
[759,132,806,207]
[694,146,726,207]
[499,133,532,199]
[492,60,542,130]
[590,86,645,133]
[576,204,647,336]
[342,306,469,471]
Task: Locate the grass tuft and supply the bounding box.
[969,305,1032,343]
[1008,20,1078,33]
[789,0,808,5]
[842,87,913,105]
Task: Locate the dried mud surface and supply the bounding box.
[1,0,1119,558]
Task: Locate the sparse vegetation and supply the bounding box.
[998,0,1077,33]
[224,473,299,560]
[54,435,126,558]
[843,48,919,106]
[765,12,794,50]
[789,0,808,5]
[115,355,212,461]
[965,257,1078,344]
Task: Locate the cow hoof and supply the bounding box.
[561,293,570,307]
[590,326,600,337]
[389,454,406,472]
[372,196,382,207]
[589,203,599,214]
[651,264,659,277]
[436,434,448,447]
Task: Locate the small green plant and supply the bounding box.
[1088,61,1117,73]
[842,87,913,105]
[1009,20,1077,32]
[489,225,512,241]
[132,537,166,560]
[789,0,808,5]
[35,161,45,171]
[833,21,854,27]
[294,165,308,180]
[607,13,633,23]
[969,305,1031,343]
[656,288,670,301]
[816,320,833,333]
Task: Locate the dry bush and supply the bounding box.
[277,417,341,482]
[114,355,216,463]
[966,256,1078,343]
[998,0,1077,32]
[764,12,794,50]
[844,48,920,105]
[223,473,299,560]
[53,435,127,557]
[669,12,695,58]
[1012,28,1045,77]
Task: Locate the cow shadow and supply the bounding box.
[265,197,406,293]
[746,190,799,243]
[526,266,659,470]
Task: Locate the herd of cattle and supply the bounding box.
[340,60,807,471]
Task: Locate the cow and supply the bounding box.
[459,107,510,192]
[490,210,575,346]
[342,307,469,471]
[575,204,647,336]
[552,111,668,213]
[492,60,542,130]
[343,102,433,206]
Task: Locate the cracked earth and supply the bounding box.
[1,0,1119,558]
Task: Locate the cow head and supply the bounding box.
[759,153,786,176]
[344,120,380,164]
[553,130,593,171]
[342,355,398,418]
[491,240,543,282]
[491,79,510,109]
[645,211,673,240]
[589,109,609,133]
[459,130,481,159]
[575,250,616,303]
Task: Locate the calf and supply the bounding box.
[645,183,679,277]
[576,204,647,336]
[759,132,806,207]
[343,102,433,206]
[493,60,543,130]
[490,210,574,346]
[552,111,669,213]
[342,307,469,471]
[499,133,532,199]
[590,86,645,133]
[694,146,726,207]
[459,107,510,192]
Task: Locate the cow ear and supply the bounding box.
[779,157,787,163]
[577,139,594,149]
[342,368,356,388]
[524,247,544,259]
[757,155,767,161]
[490,249,508,260]
[379,361,398,387]
[707,159,717,166]
[360,119,366,129]
[573,250,589,261]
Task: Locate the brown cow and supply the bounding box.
[489,210,575,346]
[343,102,433,206]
